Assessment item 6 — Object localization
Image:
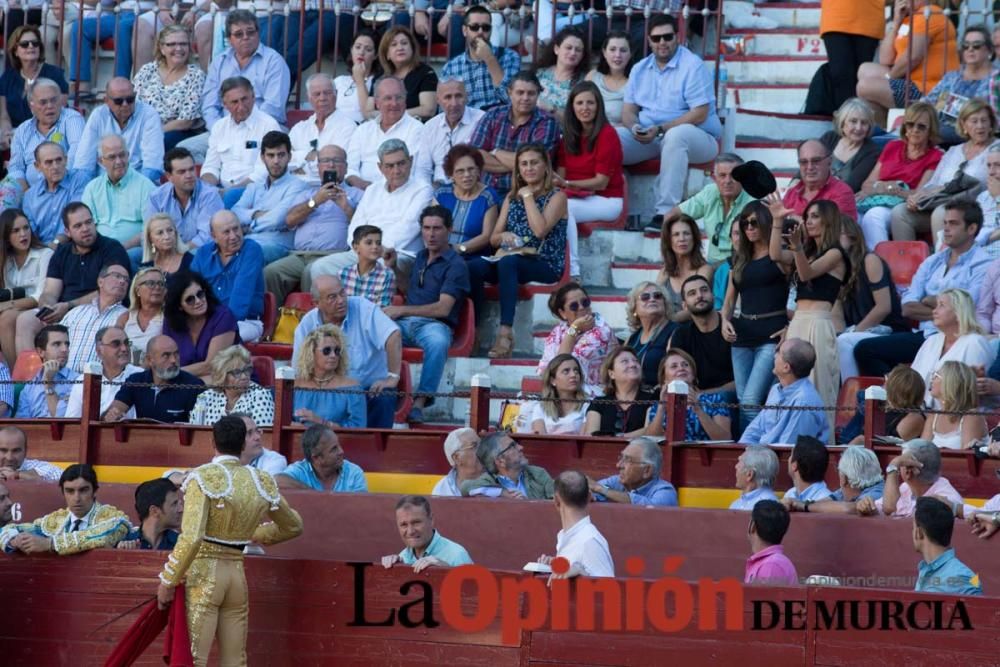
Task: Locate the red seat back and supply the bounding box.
[874,241,930,289]
[12,350,41,382]
[284,292,315,312]
[252,355,275,388]
[837,376,885,429]
[261,292,278,340]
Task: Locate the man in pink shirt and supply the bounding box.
[857,439,962,518]
[744,499,799,586]
[782,139,858,220]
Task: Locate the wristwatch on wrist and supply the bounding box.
[458,244,468,254]
[991,512,1000,527]
[386,372,400,380]
[307,198,317,209]
[567,325,579,338]
[885,463,899,475]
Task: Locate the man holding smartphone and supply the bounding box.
[617,14,722,231]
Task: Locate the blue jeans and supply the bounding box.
[366,391,396,429]
[391,5,465,59]
[466,255,559,326]
[255,241,291,265]
[222,187,246,209]
[69,13,136,82]
[732,343,777,436]
[270,11,352,83]
[126,246,143,273]
[397,316,452,396]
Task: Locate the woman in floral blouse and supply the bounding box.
[537,281,616,397]
[133,25,206,150]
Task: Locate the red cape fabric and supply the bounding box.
[102,585,192,667]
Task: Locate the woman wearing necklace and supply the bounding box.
[0,25,68,149]
[624,281,676,389]
[293,324,367,428]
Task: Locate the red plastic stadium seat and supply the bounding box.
[836,376,885,429]
[284,291,315,313]
[286,109,311,129]
[626,159,714,177]
[245,293,285,358]
[394,361,414,423]
[401,298,475,363]
[521,376,542,395]
[261,292,278,340]
[874,241,930,289]
[251,355,275,388]
[12,350,42,382]
[99,37,115,51]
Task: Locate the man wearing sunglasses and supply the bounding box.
[104,335,205,423]
[74,78,164,183]
[64,326,142,420]
[618,14,721,231]
[440,5,522,110]
[461,431,554,499]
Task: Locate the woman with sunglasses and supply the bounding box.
[132,25,206,150]
[921,361,987,450]
[645,348,731,442]
[139,213,191,290]
[334,30,381,123]
[293,324,366,428]
[584,348,656,438]
[0,25,68,149]
[469,143,568,359]
[189,344,274,426]
[892,99,998,243]
[624,281,676,389]
[524,353,589,435]
[923,25,994,146]
[537,282,615,396]
[0,208,53,367]
[163,270,240,381]
[857,101,942,249]
[837,216,908,382]
[124,267,166,359]
[659,214,714,322]
[721,201,790,433]
[766,197,848,436]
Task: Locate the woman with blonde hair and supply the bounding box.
[922,361,988,449]
[526,353,589,435]
[139,213,191,289]
[818,97,880,192]
[189,344,274,426]
[293,324,366,428]
[624,281,676,389]
[124,267,166,358]
[910,288,995,407]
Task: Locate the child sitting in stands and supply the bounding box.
[339,225,396,307]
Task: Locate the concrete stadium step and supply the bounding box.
[734,140,800,172]
[734,109,832,142]
[706,55,825,85]
[727,28,825,57]
[611,262,660,289]
[729,83,807,115]
[753,1,822,28]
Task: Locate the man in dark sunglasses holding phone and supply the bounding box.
[440,5,522,110]
[618,14,722,231]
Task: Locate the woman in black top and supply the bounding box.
[836,216,909,382]
[378,26,438,119]
[768,197,848,436]
[721,201,791,434]
[624,280,677,389]
[584,348,657,438]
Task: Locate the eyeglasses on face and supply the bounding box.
[649,32,675,43]
[962,41,986,50]
[227,365,254,378]
[100,338,131,349]
[566,297,592,312]
[110,96,136,106]
[183,289,206,306]
[230,27,258,39]
[740,216,759,228]
[18,39,40,48]
[139,279,166,289]
[617,454,645,465]
[798,156,828,167]
[639,291,664,302]
[497,441,519,458]
[319,345,342,357]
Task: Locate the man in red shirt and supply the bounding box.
[782,139,858,220]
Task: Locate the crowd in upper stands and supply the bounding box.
[1,0,1000,601]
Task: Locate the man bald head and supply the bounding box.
[105,77,137,126]
[146,335,181,382]
[796,139,832,189]
[311,274,347,324]
[209,210,244,259]
[99,134,129,183]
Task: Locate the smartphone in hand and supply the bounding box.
[35,306,53,320]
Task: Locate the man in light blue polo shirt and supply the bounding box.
[617,14,721,229]
[276,425,368,493]
[380,495,473,572]
[23,142,88,245]
[73,77,164,182]
[293,275,402,429]
[730,445,780,511]
[913,496,982,596]
[145,147,224,248]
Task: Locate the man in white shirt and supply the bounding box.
[431,428,483,497]
[538,470,615,579]
[417,78,485,186]
[310,138,433,284]
[65,326,142,419]
[235,413,287,475]
[0,426,62,483]
[289,73,358,185]
[345,77,425,189]
[201,76,279,208]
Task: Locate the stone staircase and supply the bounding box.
[412,0,835,425]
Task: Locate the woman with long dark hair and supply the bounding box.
[534,26,590,120]
[586,30,632,126]
[378,26,438,119]
[334,30,381,123]
[721,201,790,432]
[658,214,714,322]
[0,208,51,366]
[162,270,240,380]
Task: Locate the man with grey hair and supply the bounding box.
[310,138,433,284]
[741,338,829,445]
[461,431,554,499]
[73,77,164,182]
[23,142,87,246]
[345,77,425,189]
[417,79,485,185]
[857,439,963,518]
[729,445,780,510]
[276,424,368,492]
[289,74,357,185]
[81,135,155,262]
[589,437,678,507]
[781,138,857,220]
[64,325,143,419]
[649,153,752,265]
[786,446,884,514]
[432,428,484,497]
[59,264,129,373]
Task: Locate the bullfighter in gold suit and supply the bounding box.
[157,415,303,666]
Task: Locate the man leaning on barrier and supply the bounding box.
[589,436,678,507]
[461,431,554,500]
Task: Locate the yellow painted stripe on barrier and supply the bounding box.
[55,464,995,509]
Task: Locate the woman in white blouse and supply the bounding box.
[190,344,274,426]
[0,209,53,367]
[334,30,380,124]
[910,288,995,407]
[125,267,166,360]
[526,353,589,435]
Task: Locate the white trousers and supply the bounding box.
[860,206,892,251]
[837,330,883,381]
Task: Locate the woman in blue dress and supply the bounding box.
[293,324,367,428]
[434,144,500,258]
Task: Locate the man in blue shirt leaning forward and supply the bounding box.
[913,496,982,596]
[380,494,472,572]
[590,436,678,507]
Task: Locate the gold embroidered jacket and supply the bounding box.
[160,456,303,586]
[0,502,130,555]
